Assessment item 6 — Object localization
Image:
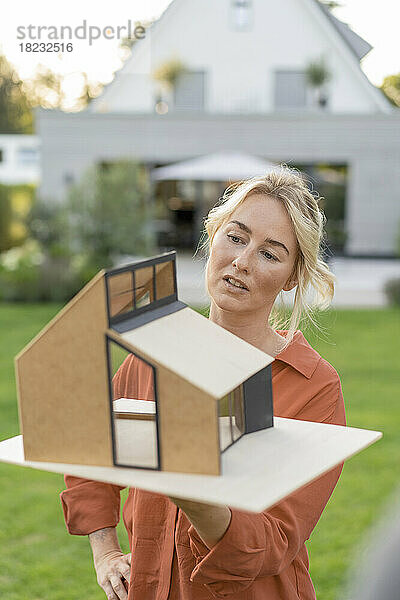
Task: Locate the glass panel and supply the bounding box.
[218,395,232,451]
[108,272,134,318]
[108,339,158,468]
[232,385,245,441]
[155,261,175,300]
[134,266,154,308]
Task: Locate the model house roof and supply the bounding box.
[119,306,272,398]
[105,252,273,398]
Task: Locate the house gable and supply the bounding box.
[90,0,389,115]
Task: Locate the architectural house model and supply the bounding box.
[0,250,381,512]
[15,252,275,476]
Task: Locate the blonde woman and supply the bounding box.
[61,167,346,600]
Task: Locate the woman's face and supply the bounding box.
[206,193,299,316]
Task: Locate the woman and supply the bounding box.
[61,167,346,600]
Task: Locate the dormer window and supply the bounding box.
[105,252,178,330]
[231,0,253,31]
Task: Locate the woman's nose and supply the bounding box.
[232,250,250,273]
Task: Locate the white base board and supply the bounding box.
[0,418,381,513]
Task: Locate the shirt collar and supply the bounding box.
[275,330,321,379]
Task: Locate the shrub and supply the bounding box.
[0,185,13,253]
[66,159,155,270]
[0,159,155,303]
[384,278,400,306]
[0,240,42,301]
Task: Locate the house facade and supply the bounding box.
[37,0,400,256]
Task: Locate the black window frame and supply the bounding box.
[105,335,161,470]
[218,385,246,454]
[218,364,273,454]
[105,252,178,328]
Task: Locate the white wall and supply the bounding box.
[0,135,40,185]
[91,0,387,115]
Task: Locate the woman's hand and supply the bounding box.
[89,527,131,600]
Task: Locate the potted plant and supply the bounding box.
[152,58,187,112]
[305,58,332,108]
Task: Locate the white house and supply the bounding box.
[90,0,388,116]
[37,0,400,257]
[0,135,40,185]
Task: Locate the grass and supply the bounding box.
[0,304,399,599]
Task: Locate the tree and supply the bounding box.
[380,73,400,108]
[66,160,155,271]
[0,54,33,133]
[22,64,103,112]
[120,19,155,51]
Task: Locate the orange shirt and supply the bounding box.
[61,330,346,600]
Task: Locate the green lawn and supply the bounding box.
[0,304,399,599]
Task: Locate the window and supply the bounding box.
[17,147,39,165]
[108,271,134,318]
[231,0,253,31]
[218,385,245,452]
[107,337,159,469]
[274,71,307,109]
[174,72,205,111]
[106,255,177,326]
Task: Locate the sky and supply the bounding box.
[0,0,399,93]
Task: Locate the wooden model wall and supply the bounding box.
[15,273,114,466]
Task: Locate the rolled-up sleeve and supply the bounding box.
[60,476,124,535]
[188,370,346,598]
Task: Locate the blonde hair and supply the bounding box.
[199,165,336,347]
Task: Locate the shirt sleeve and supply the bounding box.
[60,354,137,535]
[188,367,346,598]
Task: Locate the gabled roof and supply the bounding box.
[119,306,273,398]
[149,0,373,63]
[91,0,390,114]
[314,1,372,60]
[304,0,391,112]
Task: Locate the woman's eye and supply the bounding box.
[262,250,278,261]
[227,234,242,244]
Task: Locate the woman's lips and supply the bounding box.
[223,276,249,292]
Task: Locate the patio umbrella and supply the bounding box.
[151,151,280,249]
[151,150,279,182]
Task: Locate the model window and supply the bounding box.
[107,338,159,469]
[108,271,134,318]
[218,385,245,452]
[155,261,175,299]
[134,266,154,308]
